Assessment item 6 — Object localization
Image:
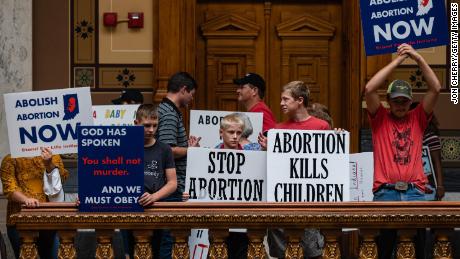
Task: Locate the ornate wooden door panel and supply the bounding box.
[197,6,263,112]
[275,14,335,109]
[196,1,343,126]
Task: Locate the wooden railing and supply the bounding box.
[10,202,460,259]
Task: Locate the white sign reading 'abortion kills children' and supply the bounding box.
[189,110,263,148]
[267,129,350,202]
[4,87,93,157]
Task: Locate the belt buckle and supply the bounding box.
[395,181,408,191]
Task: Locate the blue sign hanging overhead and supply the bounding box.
[78,126,144,212]
[360,0,448,56]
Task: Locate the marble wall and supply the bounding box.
[0,0,32,194]
[0,0,32,164]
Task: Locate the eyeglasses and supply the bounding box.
[390,98,411,105]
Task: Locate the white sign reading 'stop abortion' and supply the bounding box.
[185,147,266,259]
[189,110,263,148]
[185,147,267,201]
[4,87,93,157]
[266,129,350,202]
[92,105,139,126]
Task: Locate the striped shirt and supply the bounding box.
[156,98,188,193]
[423,131,441,151]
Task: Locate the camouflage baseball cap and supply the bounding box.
[387,79,412,100]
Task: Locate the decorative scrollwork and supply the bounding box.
[134,242,152,259]
[208,242,228,259]
[433,240,453,259]
[58,243,77,259]
[358,241,377,259]
[248,241,267,259]
[10,212,460,227]
[95,243,114,259]
[285,242,303,259]
[396,241,415,259]
[19,243,38,259]
[323,241,341,259]
[172,242,190,259]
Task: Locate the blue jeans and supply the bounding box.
[373,186,425,259]
[373,185,425,202]
[424,185,436,201]
[7,226,59,259]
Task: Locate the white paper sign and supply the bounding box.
[185,147,267,201]
[422,145,437,187]
[185,147,267,258]
[4,87,93,157]
[267,129,350,202]
[349,152,374,202]
[189,110,263,148]
[92,105,139,126]
[188,229,209,259]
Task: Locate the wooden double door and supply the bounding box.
[193,0,348,126]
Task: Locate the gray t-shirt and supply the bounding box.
[144,140,175,194]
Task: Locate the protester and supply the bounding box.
[235,113,262,151]
[111,89,144,104]
[259,81,328,259]
[308,102,333,129]
[410,102,445,201]
[217,113,250,259]
[123,104,177,258]
[235,73,276,132]
[1,148,68,259]
[215,113,262,151]
[156,72,201,201]
[364,43,441,258]
[218,113,244,150]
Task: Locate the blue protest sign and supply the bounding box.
[78,126,144,212]
[360,0,448,55]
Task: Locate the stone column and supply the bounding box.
[0,0,33,163]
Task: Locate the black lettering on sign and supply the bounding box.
[191,178,264,201]
[198,115,224,125]
[207,151,246,175]
[274,183,344,202]
[289,158,328,179]
[272,132,347,154]
[189,177,197,199]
